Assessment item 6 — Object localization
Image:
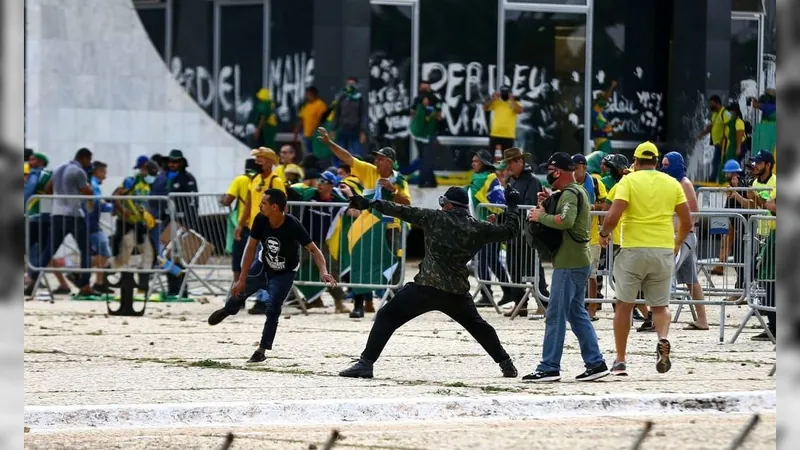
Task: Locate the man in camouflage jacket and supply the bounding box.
[339,185,522,378]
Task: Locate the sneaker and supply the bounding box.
[247,350,266,363]
[637,319,655,332]
[92,284,114,294]
[349,306,365,319]
[610,360,628,376]
[751,331,774,342]
[474,293,494,308]
[52,286,72,295]
[575,361,610,382]
[207,308,230,326]
[339,358,374,378]
[656,338,671,373]
[248,302,268,315]
[521,370,561,382]
[23,284,35,297]
[499,358,518,378]
[633,309,645,321]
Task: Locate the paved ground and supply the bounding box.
[23,261,777,448]
[24,414,776,449]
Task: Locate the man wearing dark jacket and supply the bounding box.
[499,147,549,316]
[338,186,522,379]
[333,77,367,157]
[164,149,198,296]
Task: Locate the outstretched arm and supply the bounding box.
[317,127,355,167]
[477,210,520,243]
[369,199,434,228]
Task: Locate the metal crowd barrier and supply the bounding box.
[161,194,408,308]
[471,202,772,343]
[696,186,773,210]
[730,215,777,344]
[24,194,177,301]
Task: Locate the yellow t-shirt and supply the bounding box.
[226,174,252,223]
[611,170,687,249]
[299,99,328,137]
[487,99,518,139]
[589,173,607,246]
[723,117,746,145]
[605,185,622,246]
[246,172,286,228]
[351,158,411,229]
[752,174,776,235]
[710,108,731,146]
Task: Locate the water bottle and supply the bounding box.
[158,256,183,276]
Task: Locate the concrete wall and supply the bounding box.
[25,0,249,194]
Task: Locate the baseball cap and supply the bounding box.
[133,155,149,169]
[751,149,774,164]
[372,147,397,161]
[633,141,659,160]
[540,152,576,171]
[571,154,588,166]
[32,152,49,166]
[319,170,340,185]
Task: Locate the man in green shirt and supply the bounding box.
[521,152,608,383]
[408,80,443,188]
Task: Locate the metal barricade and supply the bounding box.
[24,194,176,311]
[696,186,773,210]
[471,203,547,317]
[166,192,235,297]
[730,215,776,344]
[158,195,408,309]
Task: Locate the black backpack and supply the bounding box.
[525,186,588,262]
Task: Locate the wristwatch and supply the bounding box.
[599,230,609,238]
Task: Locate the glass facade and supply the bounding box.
[134,0,773,175]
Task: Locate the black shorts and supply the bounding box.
[232,227,250,272]
[489,136,515,153]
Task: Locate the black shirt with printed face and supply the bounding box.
[249,213,312,276]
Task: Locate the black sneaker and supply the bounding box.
[499,358,518,378]
[248,302,268,315]
[207,308,230,326]
[247,351,266,363]
[751,331,774,342]
[52,286,72,295]
[637,319,655,332]
[656,338,671,373]
[610,360,628,376]
[339,358,374,378]
[24,284,35,297]
[92,284,114,294]
[522,370,561,382]
[575,361,610,382]
[474,293,494,308]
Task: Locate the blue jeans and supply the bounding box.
[477,242,508,292]
[709,144,722,182]
[416,139,437,186]
[537,266,604,372]
[251,244,270,303]
[222,266,295,350]
[29,215,92,288]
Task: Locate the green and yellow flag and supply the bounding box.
[347,210,400,295]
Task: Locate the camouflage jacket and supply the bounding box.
[371,200,521,295]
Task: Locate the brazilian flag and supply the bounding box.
[347,210,400,295]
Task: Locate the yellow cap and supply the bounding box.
[633,141,659,160]
[283,164,303,176]
[256,88,271,101]
[24,162,30,175]
[250,147,279,163]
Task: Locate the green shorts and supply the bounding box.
[613,247,674,307]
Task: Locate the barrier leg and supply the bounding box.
[729,309,754,344]
[478,283,503,316]
[719,303,726,344]
[107,272,147,317]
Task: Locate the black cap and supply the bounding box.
[372,147,397,161]
[474,149,496,170]
[751,149,775,164]
[540,152,576,171]
[571,154,588,166]
[442,186,469,207]
[169,149,188,166]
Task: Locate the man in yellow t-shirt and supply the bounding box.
[235,147,286,315]
[222,158,259,280]
[599,141,693,376]
[696,95,730,182]
[484,85,523,157]
[294,86,328,154]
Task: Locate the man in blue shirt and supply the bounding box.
[85,161,114,293]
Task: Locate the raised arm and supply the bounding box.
[317,127,355,167]
[369,199,434,228]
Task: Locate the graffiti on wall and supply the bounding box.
[595,69,664,137]
[368,57,411,140]
[268,52,314,131]
[170,57,256,139]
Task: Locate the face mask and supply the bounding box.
[144,175,156,184]
[546,171,558,186]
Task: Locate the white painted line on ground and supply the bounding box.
[25,390,776,432]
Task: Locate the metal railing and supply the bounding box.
[696,186,774,210]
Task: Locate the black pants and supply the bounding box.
[488,136,514,154]
[361,283,510,363]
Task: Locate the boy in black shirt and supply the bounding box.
[208,189,336,362]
